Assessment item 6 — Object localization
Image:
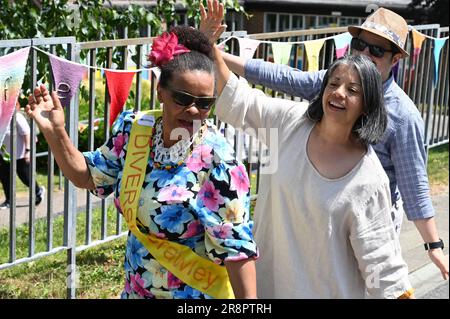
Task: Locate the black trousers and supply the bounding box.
[0,156,41,202]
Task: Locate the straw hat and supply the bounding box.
[348,8,409,58]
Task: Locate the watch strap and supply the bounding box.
[424,238,444,250]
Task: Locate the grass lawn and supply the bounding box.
[0,144,448,298]
[427,144,449,193]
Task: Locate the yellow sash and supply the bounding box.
[120,110,235,299]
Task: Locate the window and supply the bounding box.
[339,17,360,27]
[264,13,359,32]
[317,16,338,28]
[266,13,277,32]
[292,15,303,30]
[279,14,290,31]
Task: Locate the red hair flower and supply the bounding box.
[148,32,190,67]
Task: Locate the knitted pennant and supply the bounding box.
[104,70,135,127]
[150,67,161,80]
[304,39,325,71]
[237,38,261,60]
[333,32,352,58]
[49,54,87,108]
[271,42,293,65]
[412,29,426,64]
[433,38,447,85]
[0,47,30,145]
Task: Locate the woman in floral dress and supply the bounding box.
[25,26,258,299]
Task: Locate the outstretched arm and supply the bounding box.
[25,84,94,190]
[200,0,323,97]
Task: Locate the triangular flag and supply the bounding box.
[104,70,135,127]
[412,29,426,64]
[0,47,30,146]
[433,38,447,85]
[304,39,325,71]
[150,67,161,81]
[271,42,293,65]
[237,38,261,60]
[333,32,352,58]
[49,54,87,108]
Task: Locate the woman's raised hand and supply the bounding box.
[25,84,66,135]
[199,0,227,44]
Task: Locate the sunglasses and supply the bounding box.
[350,38,392,58]
[169,88,216,110]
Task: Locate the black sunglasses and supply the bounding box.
[351,38,392,58]
[169,88,216,110]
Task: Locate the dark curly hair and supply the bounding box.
[156,26,215,89]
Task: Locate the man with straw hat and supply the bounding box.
[201,1,449,282]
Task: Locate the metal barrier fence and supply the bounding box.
[238,25,449,149]
[0,23,448,298]
[0,37,79,298]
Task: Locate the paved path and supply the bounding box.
[0,187,104,227]
[400,190,449,299]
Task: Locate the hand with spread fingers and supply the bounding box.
[200,0,227,44]
[25,84,66,135]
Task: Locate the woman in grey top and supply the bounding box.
[213,43,414,298]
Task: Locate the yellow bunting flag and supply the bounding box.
[304,39,325,71]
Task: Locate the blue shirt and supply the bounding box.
[245,59,434,221]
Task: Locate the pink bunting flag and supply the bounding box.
[49,55,87,108]
[333,32,352,59]
[104,70,135,128]
[237,38,261,60]
[0,47,30,146]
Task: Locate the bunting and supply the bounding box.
[105,70,135,127]
[49,55,87,108]
[0,47,30,145]
[304,39,325,72]
[150,67,161,80]
[333,32,352,59]
[0,29,447,140]
[433,38,447,85]
[271,42,292,65]
[411,29,426,65]
[237,38,261,60]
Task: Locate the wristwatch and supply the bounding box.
[25,148,30,152]
[424,238,444,251]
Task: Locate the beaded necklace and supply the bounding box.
[150,117,207,170]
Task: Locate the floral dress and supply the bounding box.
[83,110,258,299]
